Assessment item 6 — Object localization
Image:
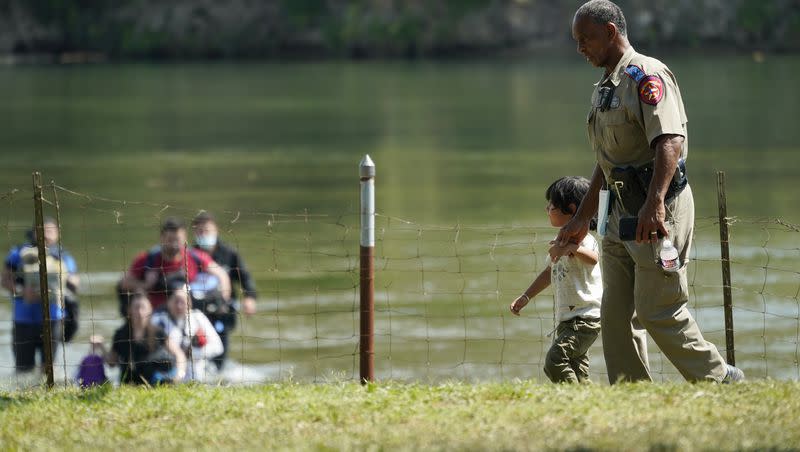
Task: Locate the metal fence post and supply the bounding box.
[32,172,55,388]
[717,171,735,366]
[359,155,375,383]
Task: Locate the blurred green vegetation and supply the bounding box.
[736,0,800,48]
[3,0,800,59]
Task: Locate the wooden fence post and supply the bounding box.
[717,171,735,366]
[32,172,55,388]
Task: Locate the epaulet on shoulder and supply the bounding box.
[629,58,666,106]
[624,64,646,83]
[630,54,667,75]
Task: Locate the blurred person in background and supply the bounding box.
[118,217,231,313]
[191,211,258,370]
[557,0,743,383]
[151,279,223,382]
[98,293,186,385]
[1,217,79,373]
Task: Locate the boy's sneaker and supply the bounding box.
[722,364,745,383]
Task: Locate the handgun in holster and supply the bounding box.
[609,159,688,216]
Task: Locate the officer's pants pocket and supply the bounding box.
[656,263,689,308]
[634,263,689,316]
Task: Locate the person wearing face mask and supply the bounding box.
[151,279,223,382]
[191,211,258,370]
[119,217,231,312]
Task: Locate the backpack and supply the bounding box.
[63,291,80,342]
[76,353,107,387]
[117,247,206,317]
[189,272,235,329]
[140,346,177,385]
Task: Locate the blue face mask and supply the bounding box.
[195,234,217,250]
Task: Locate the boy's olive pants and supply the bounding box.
[601,185,727,383]
[544,317,601,383]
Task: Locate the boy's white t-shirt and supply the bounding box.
[550,233,602,322]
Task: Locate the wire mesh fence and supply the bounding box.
[0,178,798,389]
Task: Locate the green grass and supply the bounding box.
[1,381,798,450]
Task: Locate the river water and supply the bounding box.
[0,54,798,386]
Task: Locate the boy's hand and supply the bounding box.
[548,240,579,263]
[510,294,530,316]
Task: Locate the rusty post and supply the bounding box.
[359,155,375,383]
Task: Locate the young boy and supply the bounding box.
[510,176,602,383]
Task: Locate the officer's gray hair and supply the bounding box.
[576,0,627,37]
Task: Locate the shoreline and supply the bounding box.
[0,46,794,66]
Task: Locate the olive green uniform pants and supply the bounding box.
[544,317,601,383]
[601,185,727,383]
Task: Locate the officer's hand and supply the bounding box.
[548,240,578,263]
[556,216,590,248]
[636,198,668,243]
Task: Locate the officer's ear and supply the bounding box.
[605,22,618,40]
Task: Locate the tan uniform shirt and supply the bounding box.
[587,46,688,181]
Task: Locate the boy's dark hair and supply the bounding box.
[545,176,597,231]
[160,217,185,234]
[191,211,216,227]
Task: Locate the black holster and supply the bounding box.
[610,159,687,216]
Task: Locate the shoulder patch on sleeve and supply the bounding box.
[638,75,664,105]
[624,65,646,83]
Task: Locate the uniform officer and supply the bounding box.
[557,0,744,383]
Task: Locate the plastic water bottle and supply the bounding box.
[659,239,680,272]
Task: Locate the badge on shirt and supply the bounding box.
[625,64,665,106]
[638,75,664,105]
